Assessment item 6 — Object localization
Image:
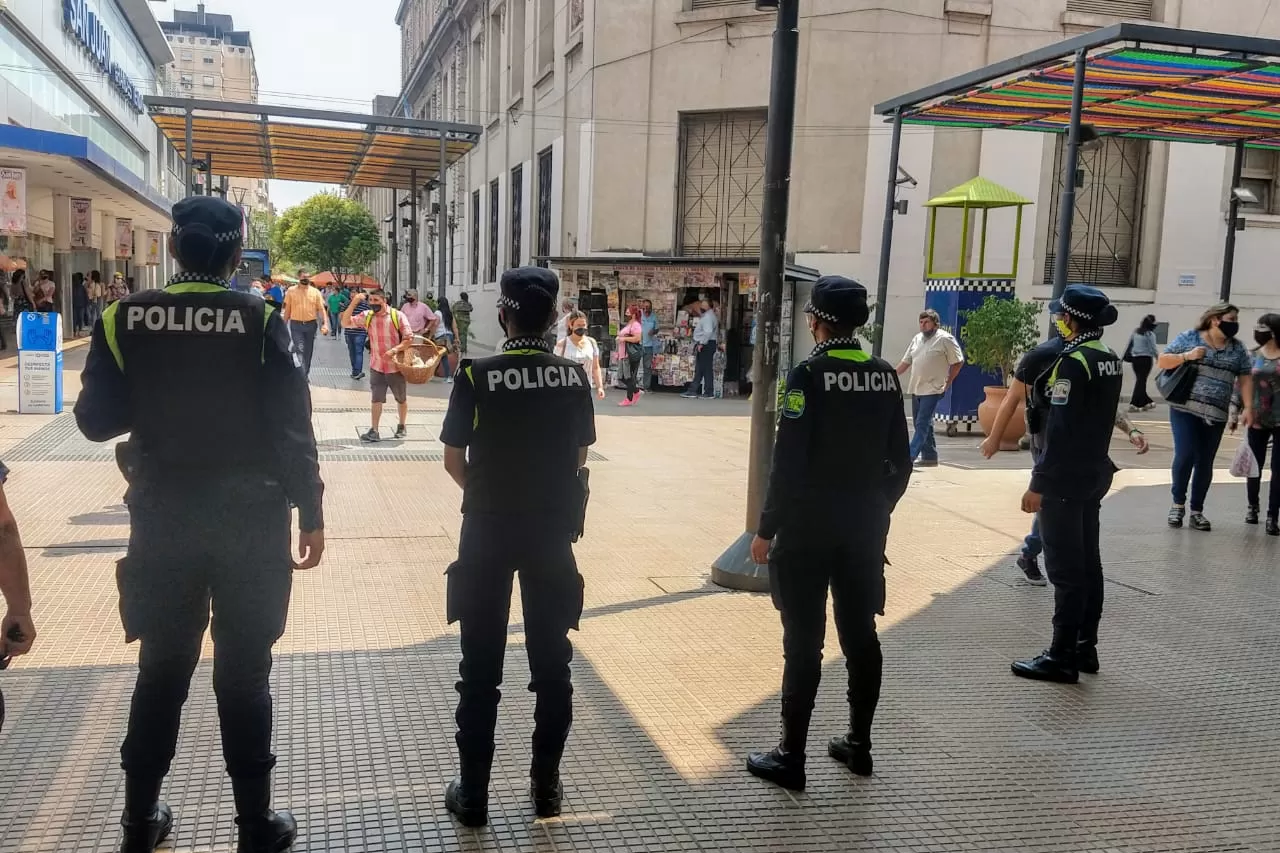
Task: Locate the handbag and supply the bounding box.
[625,341,643,361]
[1155,360,1197,404]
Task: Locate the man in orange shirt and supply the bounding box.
[282,274,328,375]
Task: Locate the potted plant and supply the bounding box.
[959,296,1042,449]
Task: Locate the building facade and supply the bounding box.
[0,0,182,306]
[384,0,1280,358]
[159,4,269,214]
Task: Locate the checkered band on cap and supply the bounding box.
[804,301,841,324]
[171,224,242,243]
[1060,301,1094,322]
[498,294,521,311]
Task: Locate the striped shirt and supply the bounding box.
[1164,329,1251,423]
[365,307,412,374]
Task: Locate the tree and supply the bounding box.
[246,207,276,251]
[274,193,382,285]
[959,296,1042,385]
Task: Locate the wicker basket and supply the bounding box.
[392,337,447,384]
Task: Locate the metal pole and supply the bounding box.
[390,191,399,302]
[184,106,194,198]
[409,168,419,295]
[1050,49,1087,303]
[711,0,800,593]
[1222,139,1245,302]
[438,134,448,300]
[872,110,904,358]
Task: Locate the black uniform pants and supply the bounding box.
[447,514,585,783]
[289,320,318,375]
[768,528,887,756]
[1038,480,1110,656]
[117,487,293,783]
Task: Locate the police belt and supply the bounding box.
[117,441,276,490]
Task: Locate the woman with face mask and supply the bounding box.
[1157,303,1255,531]
[554,311,606,400]
[1234,314,1280,534]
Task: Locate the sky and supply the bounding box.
[150,0,403,212]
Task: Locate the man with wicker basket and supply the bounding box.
[343,289,415,443]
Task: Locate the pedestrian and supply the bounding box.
[340,288,370,381]
[107,273,128,304]
[73,195,324,852]
[87,270,105,327]
[554,310,607,401]
[682,297,719,399]
[982,332,1149,586]
[640,298,659,392]
[72,271,88,335]
[10,269,30,315]
[33,269,55,313]
[325,286,343,337]
[1159,303,1254,531]
[616,304,644,407]
[1125,314,1159,411]
[1237,313,1280,534]
[1012,285,1123,684]
[453,292,473,355]
[895,309,963,468]
[745,276,911,792]
[343,289,413,442]
[435,296,459,383]
[282,274,328,375]
[399,289,438,339]
[439,266,594,827]
[263,275,283,306]
[553,298,575,344]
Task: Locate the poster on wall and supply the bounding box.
[115,218,133,258]
[145,232,162,265]
[0,168,27,235]
[70,198,92,248]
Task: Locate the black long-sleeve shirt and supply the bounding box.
[758,341,911,542]
[74,278,324,531]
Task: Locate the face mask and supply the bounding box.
[405,297,416,303]
[922,327,937,338]
[371,303,384,313]
[571,328,586,337]
[1055,318,1073,339]
[1219,321,1240,339]
[1255,330,1273,347]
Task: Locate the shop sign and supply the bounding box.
[145,231,162,265]
[69,198,92,248]
[0,168,26,235]
[62,0,146,114]
[114,218,133,258]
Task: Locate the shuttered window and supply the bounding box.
[690,0,749,9]
[1065,0,1153,18]
[677,110,767,257]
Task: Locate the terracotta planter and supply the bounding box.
[977,386,1026,451]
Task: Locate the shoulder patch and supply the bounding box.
[1050,378,1071,406]
[783,389,806,419]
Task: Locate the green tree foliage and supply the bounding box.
[274,194,381,285]
[959,296,1042,384]
[246,207,276,250]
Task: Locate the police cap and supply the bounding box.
[170,196,243,271]
[498,266,559,320]
[804,275,870,328]
[1049,284,1118,328]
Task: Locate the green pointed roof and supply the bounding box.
[923,177,1033,209]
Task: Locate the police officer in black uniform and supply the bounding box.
[745,276,912,792]
[74,196,325,853]
[439,266,595,827]
[1012,284,1122,685]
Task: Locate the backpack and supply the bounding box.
[364,308,403,332]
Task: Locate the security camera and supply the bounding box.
[896,166,918,188]
[1232,186,1260,205]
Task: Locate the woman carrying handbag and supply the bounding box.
[616,305,645,408]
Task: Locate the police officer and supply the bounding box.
[746,276,912,792]
[1012,284,1122,684]
[439,266,595,827]
[74,196,325,853]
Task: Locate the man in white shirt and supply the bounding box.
[896,309,964,467]
[682,298,720,399]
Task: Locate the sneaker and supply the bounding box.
[680,392,698,399]
[446,377,454,384]
[619,398,635,408]
[1167,505,1186,528]
[394,424,407,439]
[1188,513,1212,532]
[914,459,939,469]
[360,429,381,443]
[1128,404,1141,413]
[353,372,366,381]
[1016,555,1048,586]
[1246,506,1260,525]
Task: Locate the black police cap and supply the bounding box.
[498,266,560,314]
[171,195,244,245]
[804,275,870,328]
[1048,284,1118,328]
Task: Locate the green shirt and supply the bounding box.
[326,292,342,312]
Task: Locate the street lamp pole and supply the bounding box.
[711,0,800,592]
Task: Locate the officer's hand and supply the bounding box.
[1,608,35,658]
[750,535,772,565]
[979,435,1000,459]
[1020,490,1042,514]
[294,529,325,571]
[1130,432,1150,455]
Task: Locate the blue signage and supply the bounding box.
[17,312,64,415]
[62,0,146,114]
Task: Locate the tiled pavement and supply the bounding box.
[1,337,1279,852]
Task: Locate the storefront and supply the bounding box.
[544,256,821,397]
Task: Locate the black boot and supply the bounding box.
[1076,642,1100,675]
[119,803,173,853]
[232,776,296,853]
[531,772,563,819]
[445,777,489,827]
[827,734,873,777]
[1246,505,1260,525]
[1011,649,1079,684]
[746,746,807,791]
[1268,516,1280,537]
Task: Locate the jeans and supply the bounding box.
[1022,515,1042,560]
[640,344,658,390]
[909,393,944,462]
[623,353,641,401]
[1039,481,1110,655]
[690,342,717,397]
[1169,408,1227,512]
[328,310,341,335]
[435,333,454,379]
[1246,426,1280,517]
[345,328,367,376]
[289,320,318,375]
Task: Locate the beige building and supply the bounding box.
[385,0,1280,357]
[160,4,269,214]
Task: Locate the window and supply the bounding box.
[677,110,768,256]
[537,0,555,73]
[510,165,524,267]
[487,13,501,117]
[1239,148,1279,215]
[508,0,526,100]
[469,36,482,122]
[1043,136,1148,288]
[180,74,193,84]
[203,56,214,64]
[472,189,481,285]
[181,50,192,61]
[690,0,749,6]
[202,75,216,87]
[488,178,500,281]
[1065,0,1153,17]
[569,0,584,32]
[536,147,553,265]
